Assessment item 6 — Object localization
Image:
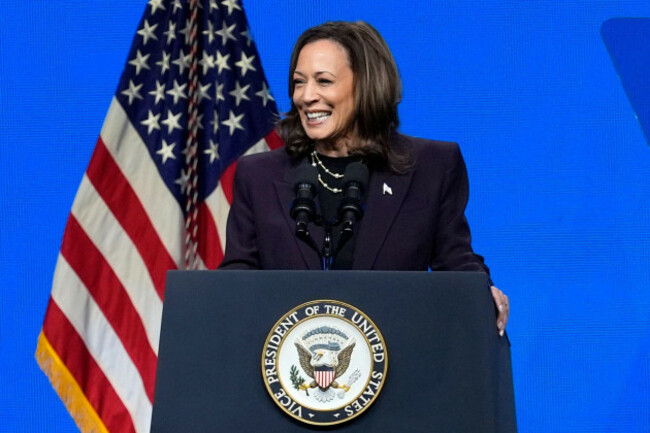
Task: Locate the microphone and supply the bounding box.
[289,161,319,239]
[337,162,369,238]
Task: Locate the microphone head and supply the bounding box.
[343,162,369,191]
[293,160,319,190]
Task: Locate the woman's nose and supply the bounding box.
[300,81,319,104]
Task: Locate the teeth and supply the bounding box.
[306,112,330,120]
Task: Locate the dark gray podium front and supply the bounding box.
[151,271,516,432]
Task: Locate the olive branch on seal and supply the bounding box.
[290,365,309,396]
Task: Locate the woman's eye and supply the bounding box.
[318,79,332,85]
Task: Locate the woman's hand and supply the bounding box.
[490,286,509,337]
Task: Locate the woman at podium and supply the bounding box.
[219,21,509,335]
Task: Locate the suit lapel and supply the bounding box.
[274,171,324,270]
[353,167,414,269]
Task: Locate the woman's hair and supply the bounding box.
[277,21,409,172]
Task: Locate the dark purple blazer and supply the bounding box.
[220,134,489,274]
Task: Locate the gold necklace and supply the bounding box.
[311,151,344,179]
[310,151,343,193]
[317,174,342,193]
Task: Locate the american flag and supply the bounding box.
[35,0,281,431]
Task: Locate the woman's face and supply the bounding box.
[292,39,356,146]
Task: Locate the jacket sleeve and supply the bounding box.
[430,143,490,275]
[219,158,261,269]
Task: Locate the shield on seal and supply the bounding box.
[314,366,335,389]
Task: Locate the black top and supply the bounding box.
[312,152,362,270]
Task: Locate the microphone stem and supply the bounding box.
[322,226,333,270]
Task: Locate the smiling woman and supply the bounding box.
[219,20,510,336]
[277,21,405,171]
[291,40,356,153]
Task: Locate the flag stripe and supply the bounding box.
[40,303,134,433]
[218,162,238,206]
[60,215,158,401]
[51,255,152,433]
[86,137,176,298]
[197,202,223,269]
[265,129,284,151]
[101,99,185,268]
[70,175,163,353]
[204,183,231,254]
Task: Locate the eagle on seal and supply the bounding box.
[294,338,356,391]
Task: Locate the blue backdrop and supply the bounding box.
[1,1,649,431]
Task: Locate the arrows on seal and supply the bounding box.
[338,369,361,399]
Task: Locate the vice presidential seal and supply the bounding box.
[262,300,388,426]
